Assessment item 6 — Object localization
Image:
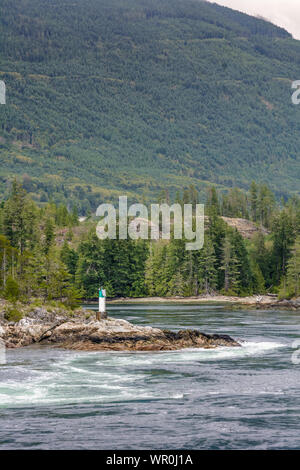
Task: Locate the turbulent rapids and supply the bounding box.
[0,303,295,450]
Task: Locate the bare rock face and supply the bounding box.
[1,312,240,351]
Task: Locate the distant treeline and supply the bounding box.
[1,0,300,210]
[0,181,299,310]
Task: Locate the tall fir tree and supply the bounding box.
[280,237,300,299]
[198,238,217,294]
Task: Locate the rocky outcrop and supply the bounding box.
[221,217,270,239]
[263,298,300,311]
[51,322,240,351]
[0,305,240,351]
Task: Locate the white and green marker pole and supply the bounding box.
[97,287,107,320]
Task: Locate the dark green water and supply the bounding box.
[0,303,299,449]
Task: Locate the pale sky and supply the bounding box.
[206,0,300,40]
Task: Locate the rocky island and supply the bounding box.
[0,302,240,351]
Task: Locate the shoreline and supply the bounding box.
[107,295,278,305]
[83,295,300,310]
[96,295,278,306]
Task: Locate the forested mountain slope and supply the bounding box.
[1,0,300,212]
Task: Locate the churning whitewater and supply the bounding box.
[0,304,299,450]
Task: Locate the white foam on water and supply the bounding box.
[189,339,286,360]
[98,340,286,365]
[240,340,285,353]
[0,340,286,408]
[170,393,184,399]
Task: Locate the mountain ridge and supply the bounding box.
[0,0,300,212]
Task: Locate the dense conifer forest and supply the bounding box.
[1,0,300,213]
[1,181,299,311]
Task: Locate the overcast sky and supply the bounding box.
[206,0,300,40]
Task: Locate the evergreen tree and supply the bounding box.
[4,276,19,302]
[75,233,105,298]
[231,229,252,293]
[20,247,46,298]
[71,205,79,226]
[45,247,74,301]
[198,238,217,294]
[61,241,79,279]
[271,211,295,285]
[44,218,55,255]
[220,235,240,294]
[0,235,15,290]
[145,242,156,296]
[3,180,38,257]
[207,213,226,289]
[207,186,220,216]
[280,237,300,299]
[250,181,258,222]
[257,184,275,228]
[168,270,186,296]
[250,231,270,287]
[250,260,266,294]
[55,204,69,227]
